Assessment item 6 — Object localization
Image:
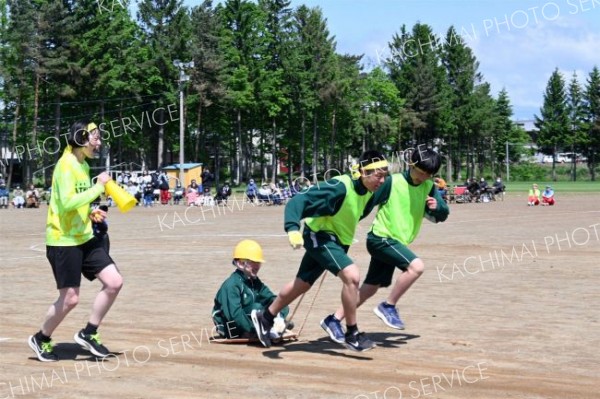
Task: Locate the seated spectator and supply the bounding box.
[12,185,25,208]
[492,177,505,194]
[26,184,41,208]
[173,183,184,205]
[143,182,154,207]
[257,183,272,205]
[212,240,289,339]
[270,183,283,205]
[542,186,555,206]
[215,182,232,205]
[528,183,540,206]
[434,176,447,201]
[246,179,258,203]
[186,189,199,206]
[0,183,9,209]
[126,181,141,206]
[466,178,480,202]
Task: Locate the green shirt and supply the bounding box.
[46,147,105,246]
[372,171,449,244]
[212,269,289,338]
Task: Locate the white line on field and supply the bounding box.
[0,338,12,342]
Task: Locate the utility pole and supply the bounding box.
[173,59,194,186]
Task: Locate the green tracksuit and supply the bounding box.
[212,269,289,338]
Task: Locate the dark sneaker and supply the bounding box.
[250,310,272,348]
[344,331,376,352]
[74,330,110,358]
[320,314,345,344]
[374,301,405,330]
[28,335,59,362]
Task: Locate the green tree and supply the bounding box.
[535,68,569,181]
[584,66,600,180]
[566,72,588,181]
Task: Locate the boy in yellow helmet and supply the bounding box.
[212,240,289,339]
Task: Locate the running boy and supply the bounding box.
[321,148,449,342]
[28,120,123,361]
[251,150,389,352]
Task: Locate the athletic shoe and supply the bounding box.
[320,314,345,344]
[250,310,272,348]
[28,335,59,362]
[74,330,110,358]
[344,331,376,352]
[374,301,405,330]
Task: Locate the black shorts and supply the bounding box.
[46,236,115,289]
[363,232,418,287]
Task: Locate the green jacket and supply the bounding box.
[212,269,289,338]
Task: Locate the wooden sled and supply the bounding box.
[211,330,298,345]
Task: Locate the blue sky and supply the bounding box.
[182,0,600,120]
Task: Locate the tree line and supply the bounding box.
[1,0,599,189]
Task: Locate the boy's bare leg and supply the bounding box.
[336,264,361,326]
[89,264,123,326]
[41,287,80,337]
[333,283,378,321]
[268,277,311,316]
[387,259,424,304]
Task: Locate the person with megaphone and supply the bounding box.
[28,120,124,362]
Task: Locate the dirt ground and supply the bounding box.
[0,191,598,399]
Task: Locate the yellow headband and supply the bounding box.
[86,122,98,133]
[362,160,389,171]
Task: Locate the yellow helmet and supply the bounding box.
[233,239,265,263]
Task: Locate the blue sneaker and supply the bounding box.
[373,302,405,330]
[344,331,376,352]
[320,314,345,344]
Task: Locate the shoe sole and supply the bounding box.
[319,319,345,344]
[73,333,110,358]
[28,335,58,362]
[373,307,405,330]
[250,311,271,348]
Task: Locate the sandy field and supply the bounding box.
[0,191,598,399]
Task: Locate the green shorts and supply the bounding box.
[364,232,417,287]
[296,229,353,285]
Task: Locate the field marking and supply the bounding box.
[439,209,600,225]
[0,338,12,342]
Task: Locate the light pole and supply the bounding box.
[173,59,194,186]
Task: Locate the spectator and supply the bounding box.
[528,184,540,206]
[492,177,505,195]
[434,176,447,201]
[12,185,25,208]
[542,186,555,206]
[270,183,283,205]
[215,182,232,205]
[479,177,488,191]
[0,183,8,209]
[257,183,272,205]
[466,178,480,202]
[246,179,258,203]
[201,168,214,192]
[157,170,170,205]
[173,183,184,205]
[26,184,41,208]
[143,182,154,207]
[0,173,5,186]
[126,181,141,206]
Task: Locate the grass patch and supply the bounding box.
[503,181,600,193]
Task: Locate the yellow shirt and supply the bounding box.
[46,147,105,246]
